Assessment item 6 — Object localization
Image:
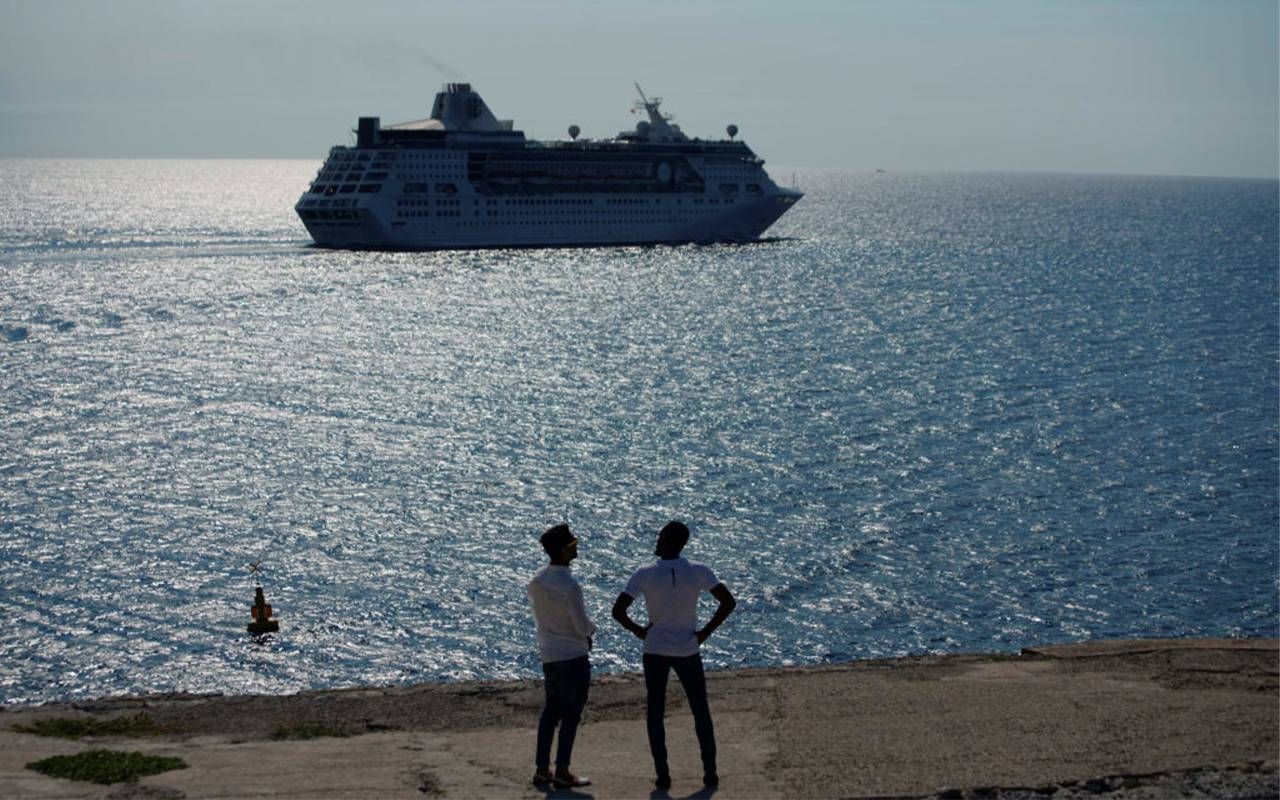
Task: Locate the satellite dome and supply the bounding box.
[726,124,738,139]
[568,124,580,140]
[636,120,651,136]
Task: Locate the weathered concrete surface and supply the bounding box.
[1,638,1275,799]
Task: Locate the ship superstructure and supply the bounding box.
[295,83,802,249]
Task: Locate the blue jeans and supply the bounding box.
[643,653,717,778]
[536,655,591,769]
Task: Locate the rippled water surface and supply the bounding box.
[1,160,1276,704]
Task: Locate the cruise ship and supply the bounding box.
[295,83,802,249]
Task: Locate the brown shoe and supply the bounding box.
[532,769,554,786]
[553,770,591,788]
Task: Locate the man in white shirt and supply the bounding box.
[527,523,595,789]
[612,520,737,790]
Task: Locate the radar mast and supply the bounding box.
[632,83,686,141]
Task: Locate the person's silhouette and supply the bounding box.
[528,524,594,789]
[613,521,736,790]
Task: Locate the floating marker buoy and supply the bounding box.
[248,586,279,634]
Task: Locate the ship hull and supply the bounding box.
[299,190,801,251]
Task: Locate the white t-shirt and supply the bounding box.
[622,557,721,657]
[527,564,596,663]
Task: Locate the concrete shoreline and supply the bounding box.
[1,637,1276,799]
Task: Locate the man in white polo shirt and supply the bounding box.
[611,520,737,790]
[527,523,594,789]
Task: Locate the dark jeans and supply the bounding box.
[536,655,591,769]
[643,653,716,778]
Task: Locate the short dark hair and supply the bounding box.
[657,520,689,557]
[541,523,573,558]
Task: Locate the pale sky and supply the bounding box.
[1,0,1276,178]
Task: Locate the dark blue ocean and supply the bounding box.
[1,160,1276,705]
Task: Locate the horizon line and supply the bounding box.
[0,156,1274,183]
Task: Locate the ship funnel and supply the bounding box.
[429,83,504,132]
[357,117,381,147]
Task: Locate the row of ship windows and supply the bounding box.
[392,206,733,221]
[316,151,391,167]
[326,151,458,162]
[326,152,372,164]
[318,170,389,182]
[413,196,736,206]
[392,214,717,228]
[299,198,358,209]
[325,153,766,173]
[314,173,756,194]
[314,194,740,206]
[300,194,742,211]
[504,198,591,206]
[300,209,361,221]
[303,192,743,206]
[332,151,758,165]
[304,205,735,224]
[398,199,460,207]
[311,184,383,195]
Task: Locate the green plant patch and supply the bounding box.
[13,713,162,739]
[270,722,350,740]
[26,749,187,784]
